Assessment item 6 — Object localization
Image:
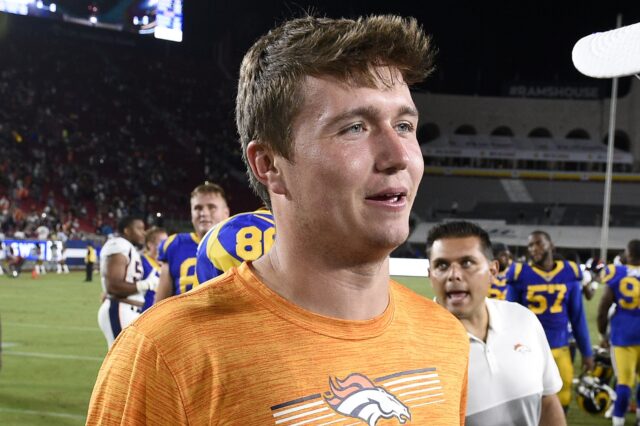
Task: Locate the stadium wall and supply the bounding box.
[414,79,640,164]
[408,220,638,252]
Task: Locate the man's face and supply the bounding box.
[125,220,146,247]
[428,236,497,320]
[147,232,168,258]
[191,192,229,237]
[277,70,423,257]
[527,233,552,265]
[496,250,512,271]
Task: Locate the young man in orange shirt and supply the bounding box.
[87,15,469,425]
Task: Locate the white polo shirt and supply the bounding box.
[466,298,562,426]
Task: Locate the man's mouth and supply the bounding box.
[365,189,408,205]
[446,290,469,304]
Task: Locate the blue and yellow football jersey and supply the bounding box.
[141,253,161,312]
[196,210,275,283]
[506,260,593,356]
[158,233,201,296]
[488,270,508,300]
[602,264,640,346]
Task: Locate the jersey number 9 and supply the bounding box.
[618,277,640,309]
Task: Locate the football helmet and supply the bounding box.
[591,346,614,385]
[576,375,615,415]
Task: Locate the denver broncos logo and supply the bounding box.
[324,373,411,426]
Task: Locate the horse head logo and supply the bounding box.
[324,373,411,426]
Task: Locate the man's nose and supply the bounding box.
[374,127,410,174]
[446,263,463,281]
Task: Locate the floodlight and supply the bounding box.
[572,22,640,78]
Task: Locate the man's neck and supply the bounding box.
[251,244,391,321]
[534,256,555,272]
[460,302,489,342]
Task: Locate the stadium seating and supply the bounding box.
[0,27,258,238]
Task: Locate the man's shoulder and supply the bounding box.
[170,232,196,246]
[505,261,528,282]
[100,237,133,258]
[487,298,538,322]
[160,233,195,256]
[390,281,467,334]
[132,269,243,338]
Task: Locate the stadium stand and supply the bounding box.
[0,26,256,239]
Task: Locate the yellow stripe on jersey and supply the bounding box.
[514,262,523,280]
[212,243,243,273]
[163,234,178,251]
[568,261,581,280]
[530,260,565,282]
[143,253,160,270]
[205,219,240,273]
[253,208,275,224]
[190,233,202,245]
[254,214,275,225]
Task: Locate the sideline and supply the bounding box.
[0,406,85,421]
[3,351,103,362]
[3,322,98,332]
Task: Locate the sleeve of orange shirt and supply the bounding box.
[86,327,188,425]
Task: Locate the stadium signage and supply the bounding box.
[504,84,601,99]
[422,147,631,163]
[1,239,95,265]
[2,239,63,261]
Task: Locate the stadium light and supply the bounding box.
[572,15,640,262]
[133,16,139,25]
[36,0,42,8]
[156,212,162,218]
[572,21,640,78]
[89,16,97,24]
[49,2,55,12]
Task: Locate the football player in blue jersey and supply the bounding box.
[196,209,275,283]
[507,230,594,413]
[140,227,168,311]
[597,239,640,426]
[488,242,511,300]
[154,183,229,302]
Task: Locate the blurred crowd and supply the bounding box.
[0,27,250,240]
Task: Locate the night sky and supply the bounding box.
[3,1,639,95]
[196,1,640,95]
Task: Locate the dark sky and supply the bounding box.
[4,1,639,95]
[196,1,640,95]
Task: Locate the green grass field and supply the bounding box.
[0,271,630,425]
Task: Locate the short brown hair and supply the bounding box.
[190,182,226,200]
[145,226,167,246]
[236,14,436,208]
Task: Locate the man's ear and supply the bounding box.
[246,141,287,196]
[489,259,499,278]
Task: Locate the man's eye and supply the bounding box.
[342,123,365,134]
[396,122,415,133]
[436,263,448,271]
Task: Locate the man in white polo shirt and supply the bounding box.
[427,220,565,426]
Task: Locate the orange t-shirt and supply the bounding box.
[87,262,469,425]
